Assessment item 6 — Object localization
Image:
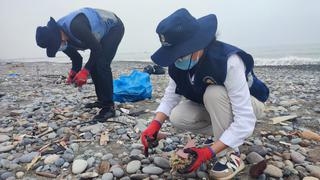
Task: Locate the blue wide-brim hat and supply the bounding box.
[151,8,217,67]
[36,17,61,57]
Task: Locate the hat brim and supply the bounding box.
[46,18,61,57]
[151,14,217,67]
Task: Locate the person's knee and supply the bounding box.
[169,107,185,129]
[203,85,228,104]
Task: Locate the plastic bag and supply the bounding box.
[113,70,152,102]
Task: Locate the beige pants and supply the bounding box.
[170,85,265,153]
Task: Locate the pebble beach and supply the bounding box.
[0,61,319,180]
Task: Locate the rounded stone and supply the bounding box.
[54,158,65,167]
[102,173,114,180]
[249,145,268,156]
[72,159,88,174]
[0,145,15,153]
[126,160,141,174]
[153,157,170,169]
[0,134,10,143]
[130,173,149,179]
[16,171,24,178]
[1,172,14,180]
[102,153,113,160]
[44,154,60,165]
[284,160,294,168]
[86,157,95,168]
[306,165,320,178]
[142,166,163,175]
[264,164,283,178]
[70,143,79,152]
[303,177,319,180]
[246,152,264,164]
[111,167,125,178]
[18,151,39,163]
[290,151,305,164]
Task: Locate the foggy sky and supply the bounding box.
[0,0,319,60]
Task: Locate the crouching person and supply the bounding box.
[141,8,269,179]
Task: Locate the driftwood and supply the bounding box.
[271,115,298,124]
[35,172,57,178]
[41,74,66,79]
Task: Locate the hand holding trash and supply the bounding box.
[66,69,77,84]
[141,120,162,156]
[179,146,216,173]
[73,68,89,87]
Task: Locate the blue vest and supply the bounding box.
[57,8,117,47]
[168,41,269,104]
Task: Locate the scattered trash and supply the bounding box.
[271,115,298,124]
[35,172,57,178]
[143,64,165,75]
[100,131,109,145]
[7,70,18,77]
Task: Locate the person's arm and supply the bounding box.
[216,54,257,152]
[70,14,104,72]
[63,47,83,72]
[155,77,182,124]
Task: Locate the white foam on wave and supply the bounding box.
[2,56,320,66]
[254,56,320,66]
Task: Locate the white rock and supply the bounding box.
[0,145,15,153]
[0,134,10,143]
[79,172,99,178]
[72,159,88,174]
[44,154,60,165]
[111,167,124,178]
[264,164,283,178]
[102,173,113,180]
[126,160,141,174]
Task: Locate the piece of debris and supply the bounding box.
[271,115,298,124]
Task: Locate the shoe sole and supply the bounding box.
[214,163,245,180]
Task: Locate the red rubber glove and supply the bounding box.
[141,120,162,156]
[66,70,77,85]
[180,146,216,173]
[73,68,89,87]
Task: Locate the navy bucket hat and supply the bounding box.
[151,8,217,67]
[36,17,61,57]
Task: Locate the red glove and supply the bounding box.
[66,70,77,85]
[180,146,216,173]
[141,120,162,156]
[73,68,89,87]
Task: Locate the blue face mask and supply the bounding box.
[174,53,199,70]
[58,41,68,51]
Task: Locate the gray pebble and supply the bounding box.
[246,152,264,164]
[18,151,39,163]
[102,173,114,180]
[153,157,170,169]
[111,167,124,178]
[142,166,163,175]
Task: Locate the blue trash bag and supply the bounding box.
[113,70,152,103]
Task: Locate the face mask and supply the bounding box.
[58,41,68,51]
[174,52,200,70]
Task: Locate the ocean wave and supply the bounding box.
[2,56,320,66]
[254,56,320,66]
